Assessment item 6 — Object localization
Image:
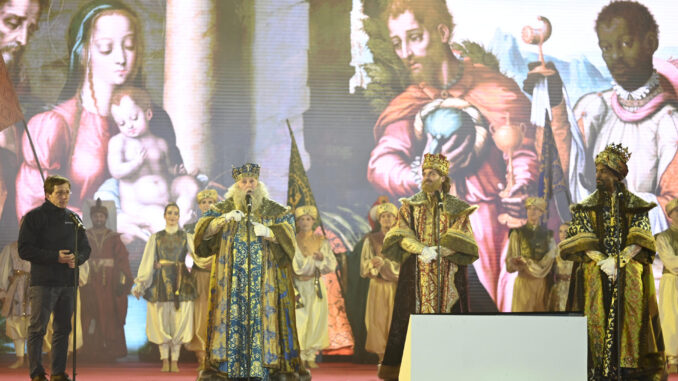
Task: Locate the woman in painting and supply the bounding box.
[15,0,182,221]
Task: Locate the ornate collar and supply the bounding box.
[612,71,659,101]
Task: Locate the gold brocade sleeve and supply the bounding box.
[268,220,297,265]
[440,207,478,265]
[559,208,599,262]
[625,211,656,264]
[505,230,521,273]
[194,216,221,258]
[401,237,426,255]
[627,227,655,252]
[559,233,599,262]
[382,203,419,264]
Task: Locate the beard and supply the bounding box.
[225,181,270,212]
[421,178,443,194]
[1,42,22,67]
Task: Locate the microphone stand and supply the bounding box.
[245,194,252,381]
[614,185,623,381]
[69,212,84,381]
[435,191,443,314]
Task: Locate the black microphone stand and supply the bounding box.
[69,212,84,381]
[614,184,623,381]
[435,191,443,313]
[245,194,252,381]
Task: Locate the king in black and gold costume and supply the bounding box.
[560,144,665,380]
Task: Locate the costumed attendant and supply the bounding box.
[548,222,572,311]
[294,205,337,369]
[656,198,678,373]
[360,202,399,363]
[184,189,219,369]
[132,203,197,372]
[81,199,132,360]
[505,197,556,312]
[0,233,30,369]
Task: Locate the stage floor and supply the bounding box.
[3,360,678,380]
[0,360,380,381]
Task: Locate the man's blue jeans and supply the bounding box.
[27,286,74,378]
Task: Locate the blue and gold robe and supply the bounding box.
[194,197,302,379]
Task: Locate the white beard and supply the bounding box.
[225,181,270,212]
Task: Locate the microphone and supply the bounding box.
[615,182,624,199]
[68,211,85,230]
[246,193,252,214]
[434,190,443,204]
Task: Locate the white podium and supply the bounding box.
[399,314,587,380]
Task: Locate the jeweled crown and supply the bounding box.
[602,143,631,163]
[422,153,450,176]
[232,163,261,181]
[595,143,631,178]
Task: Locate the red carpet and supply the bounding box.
[3,361,678,380]
[0,361,379,380]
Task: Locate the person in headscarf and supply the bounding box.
[80,199,132,360]
[292,205,336,369]
[656,198,678,373]
[360,202,399,363]
[185,189,219,369]
[505,197,556,312]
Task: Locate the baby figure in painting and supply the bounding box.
[108,86,198,240]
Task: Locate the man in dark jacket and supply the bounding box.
[18,175,90,381]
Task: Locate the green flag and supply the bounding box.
[286,120,318,213]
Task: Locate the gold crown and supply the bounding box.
[595,143,631,178]
[422,153,450,176]
[232,163,260,181]
[603,143,631,163]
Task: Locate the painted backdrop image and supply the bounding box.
[0,0,677,355]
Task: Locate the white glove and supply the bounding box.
[597,257,617,280]
[131,284,143,299]
[224,210,245,222]
[420,246,438,264]
[253,222,273,238]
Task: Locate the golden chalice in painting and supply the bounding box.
[490,116,526,199]
[522,16,554,76]
[492,116,527,228]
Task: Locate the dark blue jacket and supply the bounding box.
[18,200,90,287]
